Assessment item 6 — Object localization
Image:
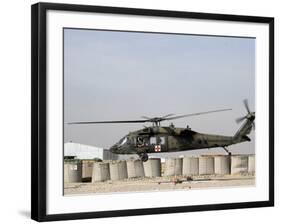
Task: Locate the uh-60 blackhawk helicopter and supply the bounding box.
[69,100,255,162]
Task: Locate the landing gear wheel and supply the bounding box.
[139,153,148,162]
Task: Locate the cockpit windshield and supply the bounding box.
[118,136,128,146]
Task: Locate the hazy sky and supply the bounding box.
[64,28,255,155]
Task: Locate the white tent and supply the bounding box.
[64,142,118,160]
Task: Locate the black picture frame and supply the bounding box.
[31,2,274,222]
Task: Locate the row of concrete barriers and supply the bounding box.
[64,155,255,183]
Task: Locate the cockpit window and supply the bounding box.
[119,137,128,146]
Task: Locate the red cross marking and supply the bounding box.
[154,145,161,152]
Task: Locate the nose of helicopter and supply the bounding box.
[109,144,118,154]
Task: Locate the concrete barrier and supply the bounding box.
[82,160,94,181]
[248,155,255,174]
[231,155,248,175]
[214,155,230,175]
[182,157,199,176]
[199,156,214,175]
[126,159,145,178]
[92,162,110,182]
[109,160,128,181]
[64,160,82,183]
[143,158,161,177]
[164,158,183,176]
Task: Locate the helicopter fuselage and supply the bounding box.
[109,125,250,155]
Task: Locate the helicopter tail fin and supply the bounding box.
[233,113,255,143]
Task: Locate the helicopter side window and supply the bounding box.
[160,137,166,145]
[150,137,157,145]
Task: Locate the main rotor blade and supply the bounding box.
[165,108,232,121]
[243,99,251,114]
[68,119,148,125]
[68,109,231,125]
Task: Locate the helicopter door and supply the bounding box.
[149,136,167,152]
[151,136,161,152]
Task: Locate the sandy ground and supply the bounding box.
[64,175,255,195]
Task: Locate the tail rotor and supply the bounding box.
[235,99,255,129]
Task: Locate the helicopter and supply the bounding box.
[68,100,255,162]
